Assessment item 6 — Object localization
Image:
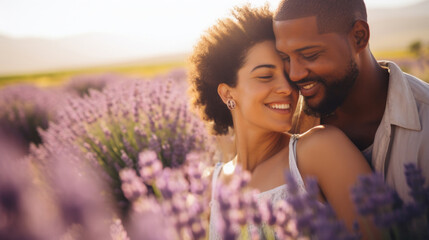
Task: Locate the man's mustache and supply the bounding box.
[285,75,323,86]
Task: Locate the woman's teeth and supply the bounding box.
[301,82,316,90]
[268,103,290,110]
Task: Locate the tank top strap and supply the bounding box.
[288,134,305,187]
[211,162,223,202]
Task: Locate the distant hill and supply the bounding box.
[0,0,428,76]
[368,0,429,51]
[0,33,188,76]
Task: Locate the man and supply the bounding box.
[273,0,429,201]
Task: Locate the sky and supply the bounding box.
[0,0,426,75]
[0,0,426,39]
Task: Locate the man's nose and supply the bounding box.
[287,59,308,82]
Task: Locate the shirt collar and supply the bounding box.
[379,60,421,131]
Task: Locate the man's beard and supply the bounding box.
[302,60,359,118]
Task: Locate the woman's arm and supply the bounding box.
[296,125,373,233]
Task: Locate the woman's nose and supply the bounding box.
[275,72,293,95]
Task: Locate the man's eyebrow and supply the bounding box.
[275,45,321,55]
[250,64,276,73]
[295,45,321,52]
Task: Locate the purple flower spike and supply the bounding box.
[404,163,429,205]
[138,150,162,183]
[351,173,400,218]
[120,168,147,201]
[110,218,130,240]
[28,70,216,213]
[280,171,358,239]
[0,84,66,152]
[258,198,276,225]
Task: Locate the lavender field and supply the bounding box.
[373,49,429,83]
[0,68,428,240]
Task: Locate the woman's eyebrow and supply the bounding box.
[250,64,275,73]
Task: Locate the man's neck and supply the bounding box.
[337,53,388,115]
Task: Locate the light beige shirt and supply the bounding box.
[290,61,429,202]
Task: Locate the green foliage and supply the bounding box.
[409,40,423,56]
[373,49,415,59]
[421,70,429,83]
[0,61,186,88]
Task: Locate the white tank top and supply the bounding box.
[208,134,306,240]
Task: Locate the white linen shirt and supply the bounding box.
[290,61,429,202]
[374,61,429,202]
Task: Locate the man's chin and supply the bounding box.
[303,99,336,118]
[302,96,323,117]
[303,103,322,117]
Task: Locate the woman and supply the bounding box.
[188,5,372,239]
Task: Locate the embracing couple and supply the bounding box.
[187,0,429,239]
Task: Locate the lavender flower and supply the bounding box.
[403,163,429,239]
[1,134,116,240]
[351,173,410,228]
[120,168,148,201]
[119,152,211,239]
[0,154,57,240]
[36,145,115,240]
[138,150,162,183]
[0,84,66,152]
[30,70,215,214]
[126,206,178,240]
[63,73,121,97]
[209,166,359,240]
[277,172,359,240]
[212,167,257,240]
[405,163,429,206]
[351,164,429,239]
[110,218,130,240]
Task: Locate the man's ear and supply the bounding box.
[349,20,369,52]
[217,83,233,104]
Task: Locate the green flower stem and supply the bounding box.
[151,184,163,200]
[262,224,276,240]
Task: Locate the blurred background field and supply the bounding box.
[0,59,187,88]
[0,0,428,87]
[373,45,429,82]
[1,47,428,88]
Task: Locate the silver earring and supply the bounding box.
[226,99,236,110]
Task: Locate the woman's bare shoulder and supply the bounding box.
[298,125,349,147]
[296,125,364,175]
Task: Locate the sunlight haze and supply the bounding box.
[0,0,428,75]
[0,0,425,39]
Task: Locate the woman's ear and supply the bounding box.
[217,83,233,104]
[349,20,370,52]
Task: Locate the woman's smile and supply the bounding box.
[265,102,292,114]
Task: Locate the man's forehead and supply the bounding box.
[273,16,319,36]
[273,16,342,52]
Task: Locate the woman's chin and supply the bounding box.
[270,124,292,133]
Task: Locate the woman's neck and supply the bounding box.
[233,125,289,172]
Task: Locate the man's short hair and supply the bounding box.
[274,0,367,34]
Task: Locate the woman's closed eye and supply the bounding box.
[255,72,276,81]
[258,75,273,80]
[251,64,278,81]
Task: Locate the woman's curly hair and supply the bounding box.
[188,4,275,135]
